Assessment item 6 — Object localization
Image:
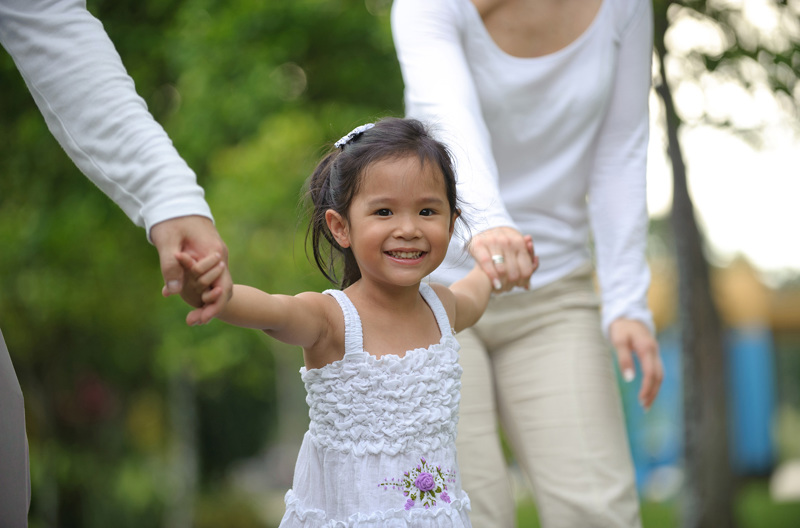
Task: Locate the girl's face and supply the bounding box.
[326,155,457,289]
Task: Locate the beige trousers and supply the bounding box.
[456,264,641,528]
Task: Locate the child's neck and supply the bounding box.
[346,279,440,359]
[346,278,422,313]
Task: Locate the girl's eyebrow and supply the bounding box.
[365,195,446,207]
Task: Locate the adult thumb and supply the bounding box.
[160,251,184,297]
[615,339,636,383]
[151,224,184,297]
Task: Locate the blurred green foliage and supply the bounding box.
[0,0,402,525]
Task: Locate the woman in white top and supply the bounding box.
[392,0,664,526]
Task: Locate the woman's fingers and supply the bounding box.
[469,227,535,291]
[610,319,663,411]
[474,244,503,290]
[636,337,663,409]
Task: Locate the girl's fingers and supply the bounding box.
[196,261,226,289]
[201,286,223,305]
[192,252,223,275]
[175,252,196,270]
[185,307,204,326]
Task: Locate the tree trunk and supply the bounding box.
[652,3,735,527]
[165,367,198,528]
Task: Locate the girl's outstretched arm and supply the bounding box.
[176,252,332,349]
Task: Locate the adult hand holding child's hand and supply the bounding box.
[469,226,539,293]
[151,215,233,324]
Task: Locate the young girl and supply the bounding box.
[178,118,532,527]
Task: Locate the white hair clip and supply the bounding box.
[335,123,375,149]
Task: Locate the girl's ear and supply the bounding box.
[449,209,460,237]
[325,209,351,248]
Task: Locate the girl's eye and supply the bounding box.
[376,209,392,216]
[420,209,436,217]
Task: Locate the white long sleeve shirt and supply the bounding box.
[392,0,654,334]
[0,0,212,238]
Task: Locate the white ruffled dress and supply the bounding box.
[280,282,471,527]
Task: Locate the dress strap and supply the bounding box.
[419,282,454,338]
[323,289,364,355]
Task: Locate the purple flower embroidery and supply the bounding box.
[378,457,457,511]
[414,472,436,491]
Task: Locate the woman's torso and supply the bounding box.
[411,0,635,287]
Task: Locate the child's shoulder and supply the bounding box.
[428,282,457,324]
[295,290,343,318]
[295,291,346,367]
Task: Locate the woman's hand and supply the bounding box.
[468,226,539,292]
[609,318,663,410]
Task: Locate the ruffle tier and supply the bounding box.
[300,337,462,456]
[281,489,471,528]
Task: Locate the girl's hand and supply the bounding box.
[609,318,663,410]
[468,227,539,292]
[175,252,226,325]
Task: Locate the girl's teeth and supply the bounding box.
[390,251,421,259]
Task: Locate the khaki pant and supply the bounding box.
[0,328,30,527]
[456,264,641,528]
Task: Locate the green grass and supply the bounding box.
[516,479,800,528]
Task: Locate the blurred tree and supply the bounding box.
[651,1,799,527]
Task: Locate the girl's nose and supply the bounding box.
[394,215,421,239]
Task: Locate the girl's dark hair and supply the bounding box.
[306,117,459,289]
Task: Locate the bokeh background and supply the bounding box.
[1,0,798,526]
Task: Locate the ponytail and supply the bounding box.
[305,151,362,288]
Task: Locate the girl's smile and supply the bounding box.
[385,250,426,262]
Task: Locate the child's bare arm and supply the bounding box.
[447,266,493,332]
[177,253,331,349]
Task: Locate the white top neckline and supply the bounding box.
[463,0,608,63]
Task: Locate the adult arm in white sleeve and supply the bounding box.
[0,0,212,238]
[588,0,655,336]
[0,0,232,319]
[391,0,515,236]
[589,0,662,408]
[392,0,537,288]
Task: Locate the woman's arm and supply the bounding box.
[392,0,534,289]
[0,0,212,235]
[587,0,662,408]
